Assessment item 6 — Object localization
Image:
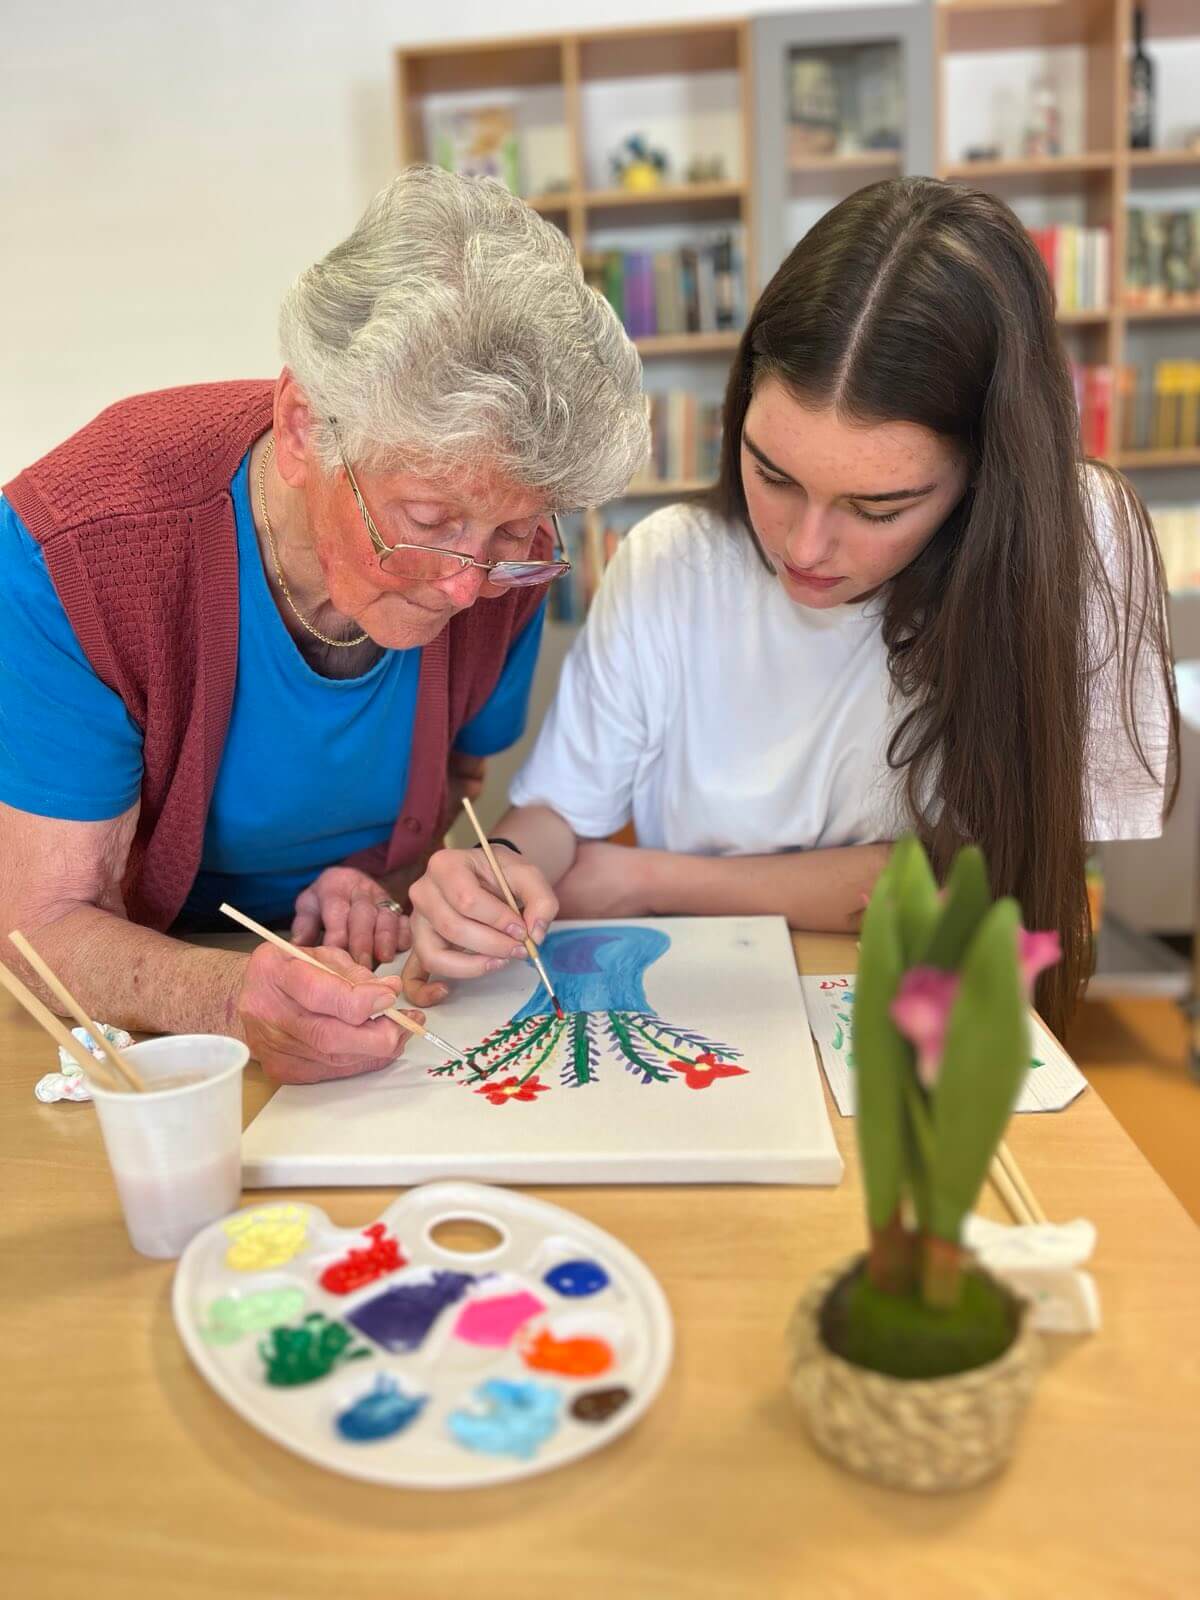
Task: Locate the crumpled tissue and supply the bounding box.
[965,1214,1100,1334]
[34,1023,134,1104]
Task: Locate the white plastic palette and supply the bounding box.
[172,1182,673,1488]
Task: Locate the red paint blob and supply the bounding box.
[521,1328,614,1378]
[319,1223,406,1295]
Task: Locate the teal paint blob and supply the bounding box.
[447,1378,560,1460]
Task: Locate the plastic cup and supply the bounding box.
[90,1034,248,1259]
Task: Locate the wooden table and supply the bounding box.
[3,932,1199,1599]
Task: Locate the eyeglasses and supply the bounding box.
[339,450,571,589]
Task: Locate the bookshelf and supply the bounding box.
[394,21,756,352]
[752,6,937,278]
[933,0,1200,475]
[933,0,1200,956]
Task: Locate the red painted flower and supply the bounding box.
[475,1075,550,1106]
[670,1052,749,1091]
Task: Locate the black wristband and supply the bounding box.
[474,837,522,855]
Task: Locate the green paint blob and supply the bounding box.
[202,1287,307,1346]
[259,1313,372,1386]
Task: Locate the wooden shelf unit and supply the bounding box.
[394,20,757,361]
[934,0,1200,471]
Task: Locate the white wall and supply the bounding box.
[0,0,887,480]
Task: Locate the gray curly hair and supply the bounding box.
[278,165,649,507]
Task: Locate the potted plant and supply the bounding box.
[788,836,1061,1493]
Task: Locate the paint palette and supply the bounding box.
[172,1182,672,1488]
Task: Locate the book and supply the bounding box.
[590,232,748,342]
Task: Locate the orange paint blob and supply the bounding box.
[521,1328,614,1378]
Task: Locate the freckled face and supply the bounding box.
[740,378,970,610]
[302,462,551,650]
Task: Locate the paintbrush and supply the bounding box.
[459,797,564,1021]
[218,903,465,1059]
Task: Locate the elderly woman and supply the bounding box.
[0,167,647,1082]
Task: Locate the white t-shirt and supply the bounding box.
[510,490,1170,854]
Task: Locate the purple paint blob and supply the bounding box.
[454,1290,545,1348]
[346,1271,474,1353]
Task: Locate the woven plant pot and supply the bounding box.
[787,1256,1043,1494]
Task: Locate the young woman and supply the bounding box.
[402,178,1177,1035]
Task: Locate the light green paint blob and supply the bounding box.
[201,1286,307,1345]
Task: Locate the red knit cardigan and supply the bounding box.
[3,382,546,929]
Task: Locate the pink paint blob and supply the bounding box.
[454,1290,546,1348]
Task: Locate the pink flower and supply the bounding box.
[1018,929,1061,994]
[890,968,961,1090]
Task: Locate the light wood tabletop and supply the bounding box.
[2,930,1198,1600]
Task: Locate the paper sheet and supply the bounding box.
[801,974,1088,1116]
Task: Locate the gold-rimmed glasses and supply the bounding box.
[339,451,571,588]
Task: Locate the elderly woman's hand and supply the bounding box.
[238,942,423,1084]
[400,846,558,1008]
[291,866,411,971]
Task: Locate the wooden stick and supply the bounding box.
[459,797,562,1018]
[8,931,145,1093]
[996,1138,1048,1226]
[217,903,463,1059]
[0,958,120,1091]
[988,1153,1035,1227]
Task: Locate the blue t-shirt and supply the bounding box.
[0,452,544,924]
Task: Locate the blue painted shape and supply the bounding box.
[544,1258,609,1298]
[345,1271,474,1353]
[447,1378,561,1460]
[336,1375,427,1442]
[511,925,671,1021]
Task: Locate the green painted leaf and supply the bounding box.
[889,835,940,967]
[927,899,1029,1240]
[921,845,991,970]
[853,882,912,1229]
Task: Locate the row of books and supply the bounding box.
[1071,362,1114,459]
[630,392,724,487]
[583,233,746,339]
[1126,210,1200,305]
[1119,363,1200,453]
[1028,225,1111,314]
[1150,504,1200,593]
[548,510,635,624]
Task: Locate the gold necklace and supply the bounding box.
[257,436,368,649]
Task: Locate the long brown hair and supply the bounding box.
[711,178,1177,1033]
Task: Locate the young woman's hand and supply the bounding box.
[400,846,558,1007]
[553,841,656,919]
[291,866,412,971]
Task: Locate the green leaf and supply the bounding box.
[927,899,1029,1241]
[889,835,940,967]
[853,882,912,1230]
[921,845,991,971]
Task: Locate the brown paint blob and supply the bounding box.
[570,1386,632,1424]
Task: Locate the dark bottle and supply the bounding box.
[1129,6,1155,150]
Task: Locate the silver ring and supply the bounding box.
[376,898,406,916]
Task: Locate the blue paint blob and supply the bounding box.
[345,1271,474,1353]
[447,1378,561,1460]
[544,1258,609,1298]
[336,1375,426,1443]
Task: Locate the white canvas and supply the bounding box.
[242,916,843,1187]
